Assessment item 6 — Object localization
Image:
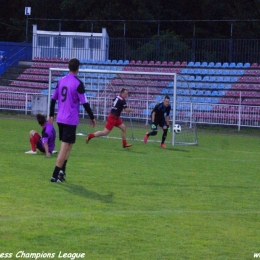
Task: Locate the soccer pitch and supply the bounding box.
[0,116,259,260]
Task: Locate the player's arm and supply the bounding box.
[124,107,134,113]
[49,99,56,123]
[43,141,51,157]
[166,106,171,131]
[151,111,156,123]
[165,115,170,126]
[83,102,96,127]
[49,85,58,123]
[42,134,51,157]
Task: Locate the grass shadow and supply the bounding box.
[62,183,114,203]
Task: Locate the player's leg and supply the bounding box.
[51,124,76,182]
[117,118,132,148]
[160,122,168,148]
[86,127,111,143]
[25,130,40,154]
[144,123,158,143]
[86,114,114,143]
[61,143,73,175]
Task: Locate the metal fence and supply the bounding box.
[1,91,260,130]
[26,37,260,64]
[108,38,260,64]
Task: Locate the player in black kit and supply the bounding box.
[86,88,133,148]
[144,95,171,148]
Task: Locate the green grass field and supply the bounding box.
[0,115,260,260]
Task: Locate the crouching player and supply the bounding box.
[144,95,171,148]
[25,113,56,157]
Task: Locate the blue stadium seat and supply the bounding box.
[168,81,174,87]
[187,61,195,66]
[183,97,191,102]
[190,83,196,88]
[202,83,210,89]
[236,62,243,68]
[209,76,216,82]
[180,68,188,74]
[216,77,224,82]
[201,69,209,74]
[215,62,222,68]
[201,62,208,67]
[203,76,210,81]
[188,75,195,81]
[236,70,244,75]
[211,90,218,96]
[217,84,225,89]
[204,90,211,96]
[211,98,219,103]
[117,60,123,64]
[244,62,250,68]
[161,88,168,94]
[211,83,218,89]
[187,69,195,74]
[222,69,229,75]
[215,69,223,75]
[224,84,232,89]
[192,97,198,103]
[222,62,229,68]
[197,90,204,96]
[194,62,201,66]
[142,109,149,115]
[123,60,129,65]
[191,90,197,96]
[194,69,202,74]
[208,62,215,67]
[198,97,205,103]
[208,69,215,75]
[229,62,236,68]
[194,75,202,81]
[104,60,111,64]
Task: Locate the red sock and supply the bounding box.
[30,137,36,152]
[89,133,95,139]
[123,139,127,146]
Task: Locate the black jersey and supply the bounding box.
[110,95,127,117]
[152,102,171,121]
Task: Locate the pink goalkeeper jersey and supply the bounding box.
[52,73,88,126]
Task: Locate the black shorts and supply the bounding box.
[36,140,45,153]
[154,119,167,129]
[58,123,77,144]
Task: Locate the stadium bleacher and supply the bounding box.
[1,58,260,125]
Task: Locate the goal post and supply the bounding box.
[48,67,198,146]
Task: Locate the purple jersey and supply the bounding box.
[52,73,88,125]
[41,122,56,153]
[110,95,127,117]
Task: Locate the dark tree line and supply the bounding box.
[1,0,260,42]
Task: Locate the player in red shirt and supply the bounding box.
[86,88,133,148]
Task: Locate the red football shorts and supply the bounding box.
[105,114,123,130]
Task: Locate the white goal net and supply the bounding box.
[48,68,198,146]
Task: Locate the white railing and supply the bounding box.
[1,91,260,130]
